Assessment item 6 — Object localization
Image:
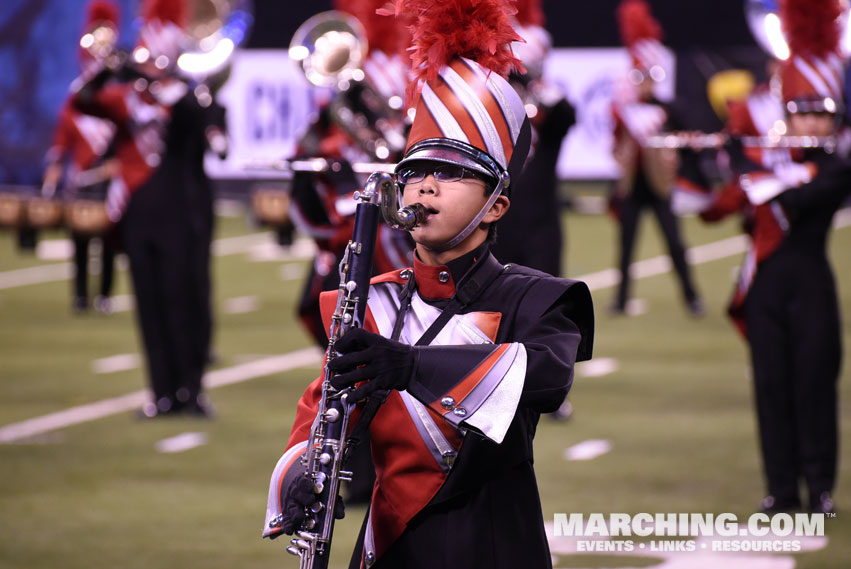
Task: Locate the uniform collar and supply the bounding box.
[412,243,490,301]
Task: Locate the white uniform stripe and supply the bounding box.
[364,511,376,564]
[454,343,519,416]
[463,343,527,444]
[465,59,521,148]
[794,56,832,98]
[399,391,455,473]
[440,66,507,167]
[421,83,469,143]
[263,440,308,537]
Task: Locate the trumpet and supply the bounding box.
[643,131,837,151]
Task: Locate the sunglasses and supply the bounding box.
[396,163,488,185]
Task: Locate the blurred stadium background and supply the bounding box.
[1,1,850,569]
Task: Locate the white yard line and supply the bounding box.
[2,212,850,442]
[155,432,208,453]
[0,262,73,290]
[223,295,259,314]
[91,353,140,374]
[0,231,309,291]
[0,347,322,443]
[563,439,613,461]
[576,357,619,378]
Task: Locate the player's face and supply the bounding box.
[788,112,835,137]
[399,162,494,251]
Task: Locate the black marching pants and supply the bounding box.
[122,205,206,407]
[72,231,116,300]
[615,192,698,308]
[744,254,841,503]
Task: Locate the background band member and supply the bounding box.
[492,0,575,278]
[73,0,226,418]
[289,0,414,348]
[609,0,703,316]
[42,0,121,314]
[732,0,848,514]
[263,2,594,567]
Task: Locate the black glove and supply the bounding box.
[328,328,417,402]
[280,475,345,535]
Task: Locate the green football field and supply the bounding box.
[1,201,849,569]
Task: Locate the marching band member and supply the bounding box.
[43,0,120,314]
[290,0,415,349]
[491,0,576,278]
[697,62,787,335]
[73,0,226,418]
[728,0,849,514]
[609,0,703,316]
[263,2,594,567]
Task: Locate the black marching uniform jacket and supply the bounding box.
[265,244,594,569]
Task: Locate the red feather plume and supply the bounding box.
[781,0,841,58]
[86,0,120,28]
[616,0,662,47]
[142,0,188,27]
[391,0,524,97]
[513,0,545,27]
[334,0,412,56]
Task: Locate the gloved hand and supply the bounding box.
[328,328,417,402]
[280,475,345,535]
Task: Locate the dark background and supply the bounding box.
[249,0,757,50]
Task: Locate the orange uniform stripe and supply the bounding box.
[433,343,511,415]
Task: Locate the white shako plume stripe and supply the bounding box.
[440,65,507,167]
[421,83,470,143]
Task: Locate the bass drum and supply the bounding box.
[0,192,25,228]
[65,199,111,235]
[25,197,64,229]
[251,187,291,227]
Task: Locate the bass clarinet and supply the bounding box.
[285,172,426,569]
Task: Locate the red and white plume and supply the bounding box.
[391,0,524,97]
[779,0,844,108]
[334,0,413,99]
[511,0,550,76]
[334,0,411,57]
[514,0,545,27]
[138,0,188,64]
[391,0,531,191]
[85,0,120,30]
[616,0,664,71]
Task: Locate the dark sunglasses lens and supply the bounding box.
[398,168,426,184]
[434,165,466,182]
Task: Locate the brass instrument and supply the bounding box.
[79,21,119,62]
[176,0,253,81]
[288,11,408,162]
[280,172,424,569]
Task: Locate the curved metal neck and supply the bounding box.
[360,171,426,231]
